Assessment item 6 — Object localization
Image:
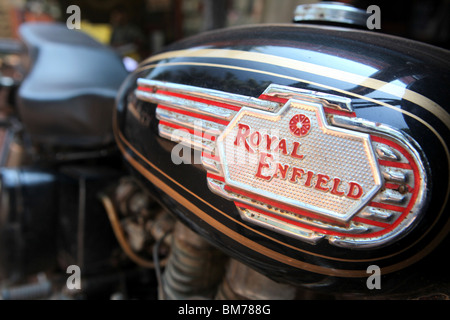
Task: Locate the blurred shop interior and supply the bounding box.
[0,0,448,63]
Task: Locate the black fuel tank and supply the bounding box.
[115,24,450,296]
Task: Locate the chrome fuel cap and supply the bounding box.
[294,1,370,27]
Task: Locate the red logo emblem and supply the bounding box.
[289,114,311,137]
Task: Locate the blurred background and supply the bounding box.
[0,0,448,63]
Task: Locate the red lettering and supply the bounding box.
[249,131,261,147]
[255,153,273,181]
[275,139,288,155]
[290,167,305,183]
[304,171,314,187]
[347,182,364,199]
[234,123,253,153]
[315,174,330,192]
[274,163,290,180]
[265,135,278,151]
[290,141,304,159]
[330,178,345,196]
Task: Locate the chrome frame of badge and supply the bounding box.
[328,116,429,248]
[135,79,429,249]
[262,84,354,113]
[137,78,280,113]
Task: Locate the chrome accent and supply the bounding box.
[382,168,408,184]
[239,206,325,245]
[377,189,406,205]
[208,173,375,245]
[157,108,226,136]
[206,178,230,199]
[203,157,222,174]
[141,88,237,121]
[158,124,216,154]
[375,144,401,161]
[228,189,372,234]
[137,78,280,112]
[294,1,370,27]
[262,84,353,113]
[329,115,429,248]
[359,207,395,222]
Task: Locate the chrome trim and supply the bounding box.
[203,157,222,174]
[378,189,406,205]
[137,78,280,112]
[207,173,381,243]
[158,124,215,154]
[206,178,230,199]
[139,89,238,121]
[157,109,225,137]
[240,204,373,234]
[329,115,429,248]
[239,206,325,245]
[223,184,373,234]
[294,2,370,27]
[358,207,395,222]
[382,168,408,184]
[262,84,353,113]
[375,144,401,161]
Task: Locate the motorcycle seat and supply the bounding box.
[17,22,128,148]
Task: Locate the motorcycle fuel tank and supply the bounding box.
[115,23,450,295]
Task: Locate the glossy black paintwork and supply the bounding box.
[116,24,450,296]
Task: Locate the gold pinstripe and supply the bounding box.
[140,48,450,130]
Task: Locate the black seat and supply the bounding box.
[17,22,128,148]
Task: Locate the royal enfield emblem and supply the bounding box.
[136,79,428,248]
[216,98,381,225]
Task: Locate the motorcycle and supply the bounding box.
[0,2,449,301]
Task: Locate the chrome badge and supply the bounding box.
[136,79,428,249]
